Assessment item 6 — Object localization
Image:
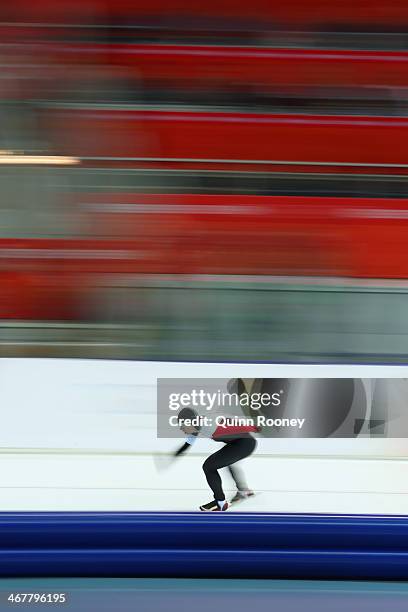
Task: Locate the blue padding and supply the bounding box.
[1,549,408,579]
[1,512,408,578]
[0,512,408,550]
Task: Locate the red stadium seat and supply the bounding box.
[46,109,408,168]
[5,0,408,29]
[46,44,408,91]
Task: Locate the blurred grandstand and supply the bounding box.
[0,0,408,362]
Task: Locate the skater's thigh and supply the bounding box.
[204,439,255,471]
[203,445,236,472]
[230,437,256,465]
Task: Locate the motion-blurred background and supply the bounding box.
[1,0,408,363]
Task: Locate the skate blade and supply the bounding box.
[230,493,256,505]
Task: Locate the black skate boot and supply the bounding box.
[199,499,228,511]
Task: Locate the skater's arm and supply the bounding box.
[173,434,197,457]
[173,442,190,457]
[154,438,193,471]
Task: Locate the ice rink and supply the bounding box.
[0,358,407,513]
[0,449,407,514]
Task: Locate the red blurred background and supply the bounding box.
[0,0,407,338]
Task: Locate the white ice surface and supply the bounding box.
[0,358,407,514]
[0,451,407,514]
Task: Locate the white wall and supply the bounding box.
[0,359,407,456]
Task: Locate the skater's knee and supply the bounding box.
[202,457,215,475]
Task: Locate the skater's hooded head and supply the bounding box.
[177,407,201,435]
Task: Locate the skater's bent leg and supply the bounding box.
[228,464,249,492]
[202,437,256,501]
[203,454,225,500]
[227,437,257,492]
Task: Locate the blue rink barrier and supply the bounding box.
[1,512,408,579]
